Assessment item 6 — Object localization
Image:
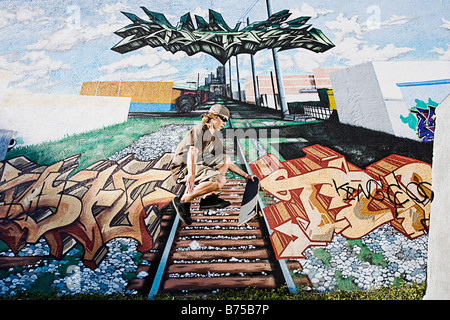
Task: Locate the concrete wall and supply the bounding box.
[330,61,450,141]
[330,62,395,135]
[0,91,130,146]
[424,95,450,300]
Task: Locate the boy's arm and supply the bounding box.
[185,145,198,194]
[228,160,255,181]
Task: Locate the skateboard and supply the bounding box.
[238,176,260,226]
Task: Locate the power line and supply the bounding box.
[237,0,261,24]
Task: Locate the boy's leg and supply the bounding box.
[174,159,231,224]
[181,158,230,202]
[181,175,226,203]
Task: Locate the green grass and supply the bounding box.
[0,282,425,300]
[348,239,387,267]
[5,118,199,174]
[154,282,426,300]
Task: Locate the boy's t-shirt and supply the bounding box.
[170,123,226,176]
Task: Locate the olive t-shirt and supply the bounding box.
[170,124,226,175]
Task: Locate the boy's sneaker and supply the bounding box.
[199,193,231,210]
[172,196,192,225]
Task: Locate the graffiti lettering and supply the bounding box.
[250,144,432,260]
[111,8,334,64]
[0,153,179,268]
[332,173,433,217]
[400,98,438,142]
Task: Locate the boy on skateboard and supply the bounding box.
[170,104,254,225]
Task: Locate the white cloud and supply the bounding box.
[335,39,414,66]
[441,18,450,30]
[293,49,330,73]
[25,3,129,52]
[0,51,69,90]
[98,45,189,82]
[0,5,52,29]
[98,62,178,81]
[25,24,120,52]
[287,16,414,73]
[380,15,413,27]
[192,6,210,20]
[99,51,162,75]
[0,9,15,29]
[290,3,333,20]
[326,12,413,41]
[326,13,364,40]
[430,45,450,61]
[277,53,296,69]
[96,2,129,16]
[302,11,414,71]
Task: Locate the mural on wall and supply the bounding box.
[0,0,448,298]
[112,8,335,64]
[0,153,179,269]
[400,99,438,142]
[250,144,432,260]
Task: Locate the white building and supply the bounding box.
[0,70,130,146]
[330,61,450,141]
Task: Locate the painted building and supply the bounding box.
[244,69,340,119]
[246,74,311,108]
[330,61,450,141]
[80,81,182,112]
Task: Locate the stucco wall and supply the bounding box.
[0,92,130,146]
[330,62,394,134]
[424,95,450,300]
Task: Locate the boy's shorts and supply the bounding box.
[175,155,228,185]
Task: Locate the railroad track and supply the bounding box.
[129,180,309,298]
[153,180,284,296]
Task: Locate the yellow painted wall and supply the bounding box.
[79,82,97,96]
[80,81,181,104]
[327,89,336,110]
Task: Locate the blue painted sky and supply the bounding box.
[0,0,448,94]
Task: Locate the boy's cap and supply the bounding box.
[208,104,230,119]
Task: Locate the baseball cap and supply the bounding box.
[208,104,230,120]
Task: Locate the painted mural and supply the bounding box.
[250,145,432,260]
[0,0,449,300]
[400,99,438,142]
[0,153,178,269]
[112,8,334,64]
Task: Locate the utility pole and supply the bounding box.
[228,61,233,99]
[247,17,261,106]
[235,55,242,101]
[265,0,289,118]
[270,71,278,110]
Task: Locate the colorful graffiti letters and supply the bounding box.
[0,153,179,268]
[250,145,432,260]
[112,8,334,64]
[400,98,438,142]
